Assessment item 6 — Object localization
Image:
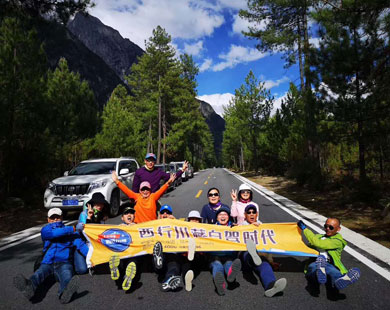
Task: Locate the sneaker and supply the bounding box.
[184,270,194,292]
[122,262,137,291]
[60,276,79,304]
[109,254,120,280]
[335,268,360,290]
[14,274,34,300]
[188,238,196,261]
[264,278,287,297]
[246,239,262,266]
[153,242,164,270]
[214,271,226,296]
[161,275,182,292]
[316,255,327,284]
[227,258,241,283]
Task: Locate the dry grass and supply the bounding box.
[247,175,390,249]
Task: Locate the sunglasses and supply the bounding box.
[241,190,251,194]
[141,187,151,192]
[145,159,155,163]
[324,224,335,230]
[160,210,172,215]
[246,210,256,214]
[208,193,219,197]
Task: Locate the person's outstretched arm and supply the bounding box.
[154,173,176,201]
[112,171,138,199]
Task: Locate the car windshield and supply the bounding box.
[169,164,175,171]
[69,162,116,175]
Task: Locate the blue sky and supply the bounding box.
[89,0,300,116]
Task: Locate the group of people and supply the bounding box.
[13,152,361,304]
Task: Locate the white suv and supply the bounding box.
[170,161,189,181]
[44,157,139,217]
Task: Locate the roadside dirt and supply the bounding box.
[246,174,390,249]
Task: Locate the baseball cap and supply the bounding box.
[245,204,257,213]
[140,181,151,190]
[48,208,62,218]
[187,210,202,220]
[239,183,251,192]
[145,153,157,161]
[160,204,173,214]
[216,206,230,217]
[122,207,136,215]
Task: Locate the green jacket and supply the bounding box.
[304,229,348,274]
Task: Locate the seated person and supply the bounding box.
[297,218,360,294]
[241,205,287,297]
[152,205,184,292]
[182,210,203,292]
[78,192,109,224]
[209,206,241,296]
[201,187,230,224]
[14,208,87,304]
[112,171,175,223]
[109,207,137,291]
[231,184,260,225]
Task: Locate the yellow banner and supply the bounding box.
[83,219,318,267]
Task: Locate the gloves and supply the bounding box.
[76,223,85,232]
[297,220,307,230]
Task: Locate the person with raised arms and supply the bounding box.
[132,153,188,193]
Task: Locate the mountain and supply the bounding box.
[67,13,144,82]
[39,12,225,160]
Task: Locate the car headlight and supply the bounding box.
[89,180,108,192]
[47,182,56,192]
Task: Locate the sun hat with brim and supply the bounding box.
[239,183,251,192]
[245,204,257,213]
[160,204,173,214]
[215,206,230,217]
[48,208,62,218]
[140,181,151,190]
[122,207,136,215]
[87,192,109,207]
[187,210,202,220]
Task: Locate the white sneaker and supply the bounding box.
[188,238,196,261]
[264,278,287,297]
[246,239,262,266]
[185,270,194,291]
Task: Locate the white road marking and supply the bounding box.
[226,169,390,281]
[0,220,77,252]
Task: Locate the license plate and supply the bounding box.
[62,199,79,206]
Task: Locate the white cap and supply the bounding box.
[188,210,202,219]
[48,208,62,218]
[239,183,251,192]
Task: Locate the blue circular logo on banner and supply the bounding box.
[98,228,131,252]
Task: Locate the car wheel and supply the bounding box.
[109,189,120,217]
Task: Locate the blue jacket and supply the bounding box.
[41,222,88,264]
[201,203,230,224]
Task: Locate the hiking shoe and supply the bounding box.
[153,242,164,270]
[184,270,194,292]
[14,274,34,300]
[265,278,287,297]
[122,262,137,291]
[109,254,120,280]
[246,239,262,266]
[335,268,360,290]
[214,271,226,296]
[227,258,241,283]
[161,275,182,292]
[60,276,79,304]
[316,255,327,284]
[188,238,196,261]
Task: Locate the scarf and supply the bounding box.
[239,198,251,203]
[209,202,222,210]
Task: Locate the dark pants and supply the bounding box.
[242,252,275,290]
[30,262,73,296]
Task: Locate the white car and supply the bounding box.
[170,161,189,181]
[44,157,139,217]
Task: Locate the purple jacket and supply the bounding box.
[132,166,183,193]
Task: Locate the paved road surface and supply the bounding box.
[1,168,389,309]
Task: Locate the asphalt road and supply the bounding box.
[1,168,389,309]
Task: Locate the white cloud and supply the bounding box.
[197,93,234,117]
[91,0,225,49]
[212,45,268,71]
[183,41,204,56]
[272,92,288,115]
[199,58,213,72]
[262,76,290,89]
[232,13,269,36]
